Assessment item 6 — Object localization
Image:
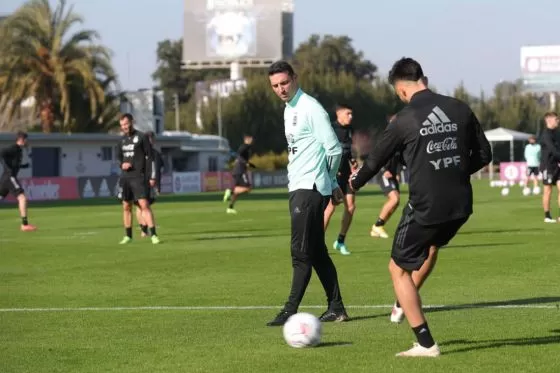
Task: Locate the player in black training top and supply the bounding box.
[135,131,165,237]
[349,58,492,357]
[0,131,36,231]
[371,114,404,241]
[116,113,160,244]
[222,135,255,213]
[324,103,357,255]
[539,112,560,223]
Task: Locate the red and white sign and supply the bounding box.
[4,177,79,202]
[521,45,560,74]
[499,162,527,182]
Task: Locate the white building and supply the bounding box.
[0,131,230,178]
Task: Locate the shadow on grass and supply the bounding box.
[424,297,560,315]
[443,329,560,354]
[441,242,521,249]
[457,228,544,235]
[316,341,353,348]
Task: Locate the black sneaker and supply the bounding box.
[266,310,295,326]
[319,308,350,322]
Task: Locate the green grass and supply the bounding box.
[1,181,559,373]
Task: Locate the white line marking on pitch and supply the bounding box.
[0,304,557,313]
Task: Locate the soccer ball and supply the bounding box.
[522,187,531,196]
[282,312,322,348]
[501,187,509,196]
[533,186,541,195]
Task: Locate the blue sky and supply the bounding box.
[2,0,559,95]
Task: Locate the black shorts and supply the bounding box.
[0,175,24,198]
[234,172,251,188]
[117,177,149,202]
[134,187,157,206]
[336,171,354,195]
[527,167,539,177]
[289,187,329,258]
[379,175,400,196]
[391,204,469,271]
[541,166,560,186]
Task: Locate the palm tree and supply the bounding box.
[0,0,116,133]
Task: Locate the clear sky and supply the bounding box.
[1,0,559,95]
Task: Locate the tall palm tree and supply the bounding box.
[0,0,116,133]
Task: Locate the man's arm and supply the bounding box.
[542,132,560,161]
[468,111,492,174]
[142,135,156,180]
[524,145,529,162]
[0,146,16,175]
[309,105,342,190]
[350,123,403,191]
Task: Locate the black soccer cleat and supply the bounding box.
[319,309,350,322]
[266,310,295,326]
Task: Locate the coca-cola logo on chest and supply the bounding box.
[426,137,458,154]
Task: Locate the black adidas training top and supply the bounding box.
[351,89,492,225]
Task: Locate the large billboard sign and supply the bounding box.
[183,0,293,68]
[521,45,560,93]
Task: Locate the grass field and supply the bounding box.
[1,181,559,373]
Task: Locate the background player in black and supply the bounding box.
[135,131,165,237]
[324,104,357,255]
[116,113,160,244]
[350,58,492,357]
[539,112,560,223]
[223,135,255,214]
[0,131,36,231]
[371,149,403,240]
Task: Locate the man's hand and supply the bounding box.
[383,170,393,179]
[332,187,344,206]
[348,169,359,193]
[121,162,132,170]
[149,179,156,187]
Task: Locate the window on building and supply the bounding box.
[101,146,112,161]
[208,156,218,172]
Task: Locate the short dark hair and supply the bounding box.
[335,103,352,112]
[544,111,558,118]
[268,60,295,77]
[16,131,28,140]
[388,57,425,85]
[120,113,134,122]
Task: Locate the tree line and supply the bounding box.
[1,0,558,155]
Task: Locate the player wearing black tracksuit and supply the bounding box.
[350,57,492,357]
[540,112,560,222]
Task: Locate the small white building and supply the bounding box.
[0,131,231,178]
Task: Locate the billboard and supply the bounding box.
[521,45,560,93]
[183,0,293,68]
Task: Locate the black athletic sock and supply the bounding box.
[140,224,148,234]
[229,202,235,209]
[375,218,385,227]
[337,234,346,244]
[545,211,552,219]
[21,217,28,226]
[125,227,132,238]
[149,226,157,236]
[395,300,401,308]
[412,322,435,348]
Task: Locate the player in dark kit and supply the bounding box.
[223,135,256,214]
[323,103,357,255]
[540,112,560,223]
[350,58,492,357]
[371,151,403,240]
[0,131,36,231]
[116,113,160,244]
[135,131,165,237]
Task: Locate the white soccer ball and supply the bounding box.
[501,187,509,196]
[522,187,531,196]
[533,186,541,195]
[282,312,322,348]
